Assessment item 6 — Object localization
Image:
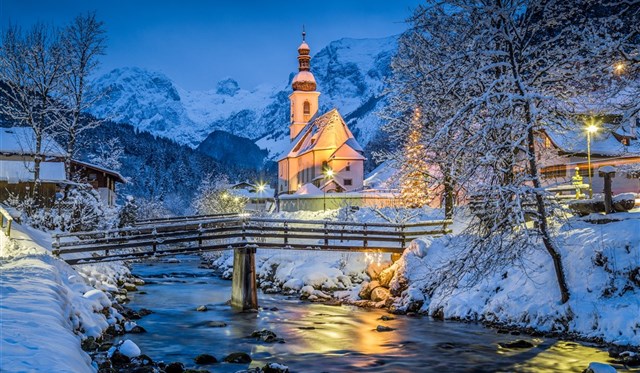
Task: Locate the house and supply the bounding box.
[277,32,366,196]
[538,114,640,196]
[0,127,124,206]
[69,160,125,207]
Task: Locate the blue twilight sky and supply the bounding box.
[0,0,421,90]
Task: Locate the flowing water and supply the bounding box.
[117,255,636,372]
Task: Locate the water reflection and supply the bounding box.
[119,256,637,372]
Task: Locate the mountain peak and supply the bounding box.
[216,78,240,96]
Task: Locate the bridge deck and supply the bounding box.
[53,216,452,265]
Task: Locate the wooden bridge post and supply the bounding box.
[231,246,258,311]
[363,223,368,248]
[324,221,329,246]
[283,221,288,245]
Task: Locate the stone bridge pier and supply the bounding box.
[230,247,258,311]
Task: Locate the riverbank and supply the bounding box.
[204,207,640,353]
[0,222,125,372]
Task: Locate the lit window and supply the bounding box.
[544,136,551,148]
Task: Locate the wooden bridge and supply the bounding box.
[52,214,451,310]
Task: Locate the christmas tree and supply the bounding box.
[400,108,430,208]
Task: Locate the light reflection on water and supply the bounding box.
[118,256,637,373]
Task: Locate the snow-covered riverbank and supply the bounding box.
[0,223,127,372]
[208,208,640,349]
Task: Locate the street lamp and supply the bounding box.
[585,122,598,198]
[255,182,266,211]
[323,168,334,211]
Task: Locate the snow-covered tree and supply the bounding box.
[0,23,65,204]
[191,174,247,215]
[59,12,107,177]
[89,137,123,172]
[388,0,637,303]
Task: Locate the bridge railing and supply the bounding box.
[52,216,452,265]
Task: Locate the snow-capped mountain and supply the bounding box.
[90,35,397,160]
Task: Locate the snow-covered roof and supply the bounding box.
[364,160,401,189]
[0,127,66,157]
[0,160,67,183]
[298,41,310,51]
[294,183,323,196]
[282,109,364,160]
[545,122,640,157]
[228,187,275,199]
[71,160,126,183]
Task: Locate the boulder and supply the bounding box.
[263,362,290,372]
[123,283,138,292]
[196,305,208,312]
[251,329,283,343]
[194,354,217,364]
[378,266,395,287]
[498,340,534,349]
[371,287,391,302]
[366,261,391,281]
[164,362,185,373]
[376,325,395,332]
[224,352,252,364]
[358,281,371,300]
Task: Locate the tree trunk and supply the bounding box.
[526,117,570,304]
[443,168,454,220]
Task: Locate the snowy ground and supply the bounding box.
[387,212,640,346]
[0,223,127,372]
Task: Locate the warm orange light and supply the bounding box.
[586,124,598,134]
[614,62,626,74]
[325,169,334,178]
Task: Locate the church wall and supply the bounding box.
[328,158,364,191]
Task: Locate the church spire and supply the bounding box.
[292,27,315,91]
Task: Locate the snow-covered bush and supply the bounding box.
[135,197,173,220]
[191,173,247,214]
[6,188,111,232]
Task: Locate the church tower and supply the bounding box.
[289,29,320,140]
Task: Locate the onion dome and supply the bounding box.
[292,28,317,91]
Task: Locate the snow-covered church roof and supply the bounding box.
[282,109,365,161]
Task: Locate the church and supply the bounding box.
[277,32,365,196]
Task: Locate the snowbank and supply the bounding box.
[0,222,126,372]
[389,214,640,346]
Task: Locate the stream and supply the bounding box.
[116,255,636,372]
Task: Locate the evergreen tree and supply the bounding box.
[399,108,430,208]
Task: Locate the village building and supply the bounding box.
[0,127,124,206]
[277,32,366,197]
[538,114,640,197]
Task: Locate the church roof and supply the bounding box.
[281,109,364,160]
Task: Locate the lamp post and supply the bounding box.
[586,122,598,199]
[323,168,334,211]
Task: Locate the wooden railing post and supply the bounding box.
[152,228,157,255]
[241,217,247,241]
[52,234,60,257]
[283,221,288,245]
[401,224,406,250]
[198,223,203,248]
[363,223,368,248]
[324,221,329,246]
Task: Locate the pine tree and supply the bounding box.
[399,108,430,208]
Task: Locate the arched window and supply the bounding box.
[303,101,311,116]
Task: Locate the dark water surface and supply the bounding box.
[118,255,635,372]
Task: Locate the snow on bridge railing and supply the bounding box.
[0,204,14,236]
[51,216,453,264]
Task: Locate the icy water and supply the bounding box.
[118,255,636,372]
